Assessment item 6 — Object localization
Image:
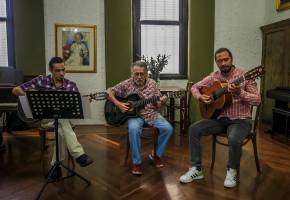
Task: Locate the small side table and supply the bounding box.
[160,86,187,145]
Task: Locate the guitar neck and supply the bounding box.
[134,96,160,107]
[212,76,245,100]
[213,87,228,100]
[232,76,245,85]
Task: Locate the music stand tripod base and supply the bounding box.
[25,91,91,200]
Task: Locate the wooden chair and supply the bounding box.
[39,127,50,152]
[183,81,194,133]
[210,105,261,173]
[124,126,159,166]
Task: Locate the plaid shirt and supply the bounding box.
[191,67,261,120]
[20,75,79,92]
[112,78,161,125]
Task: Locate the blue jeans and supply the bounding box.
[189,118,251,169]
[127,115,173,165]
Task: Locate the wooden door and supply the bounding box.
[261,19,290,123]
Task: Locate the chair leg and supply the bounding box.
[153,129,158,158]
[39,129,47,153]
[211,135,217,170]
[285,117,289,141]
[124,134,130,166]
[252,136,261,173]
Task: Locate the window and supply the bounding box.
[133,0,188,79]
[0,0,14,67]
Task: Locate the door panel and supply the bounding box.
[262,31,286,123]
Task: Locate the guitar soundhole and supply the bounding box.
[127,101,134,112]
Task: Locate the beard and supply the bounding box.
[133,78,146,87]
[53,76,64,84]
[220,65,233,74]
[56,77,64,81]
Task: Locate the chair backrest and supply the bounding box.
[250,104,261,134]
[185,81,194,119]
[186,82,194,107]
[0,67,24,85]
[214,104,261,146]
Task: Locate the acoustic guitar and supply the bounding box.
[199,65,264,119]
[103,92,181,126]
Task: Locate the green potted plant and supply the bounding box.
[141,54,170,83]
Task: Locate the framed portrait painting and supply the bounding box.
[55,24,96,73]
[276,0,290,11]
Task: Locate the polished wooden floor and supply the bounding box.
[0,124,290,200]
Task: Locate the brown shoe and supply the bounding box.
[149,154,164,168]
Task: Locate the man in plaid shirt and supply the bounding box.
[107,60,173,175]
[12,57,93,178]
[180,48,261,188]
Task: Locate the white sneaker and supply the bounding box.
[224,168,238,188]
[179,167,204,183]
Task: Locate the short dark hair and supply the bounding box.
[49,57,64,69]
[75,32,84,40]
[132,60,148,73]
[214,48,233,60]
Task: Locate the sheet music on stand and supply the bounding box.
[26,91,83,119]
[19,92,91,120]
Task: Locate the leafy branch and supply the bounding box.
[140,54,170,82]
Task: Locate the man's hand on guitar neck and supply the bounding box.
[160,95,168,105]
[199,94,213,104]
[154,95,168,108]
[228,83,241,96]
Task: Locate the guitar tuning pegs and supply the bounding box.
[88,93,92,103]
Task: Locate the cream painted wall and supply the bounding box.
[214,1,289,89]
[214,0,265,71]
[43,0,106,124]
[265,0,290,25]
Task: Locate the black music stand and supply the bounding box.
[25,91,90,200]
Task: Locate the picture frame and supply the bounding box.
[276,0,290,11]
[55,24,96,73]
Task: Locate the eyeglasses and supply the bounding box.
[133,72,145,77]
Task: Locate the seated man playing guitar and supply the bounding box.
[179,48,261,188]
[106,60,173,175]
[12,57,93,178]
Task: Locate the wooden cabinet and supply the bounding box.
[261,19,290,123]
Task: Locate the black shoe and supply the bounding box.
[46,167,62,181]
[76,154,93,167]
